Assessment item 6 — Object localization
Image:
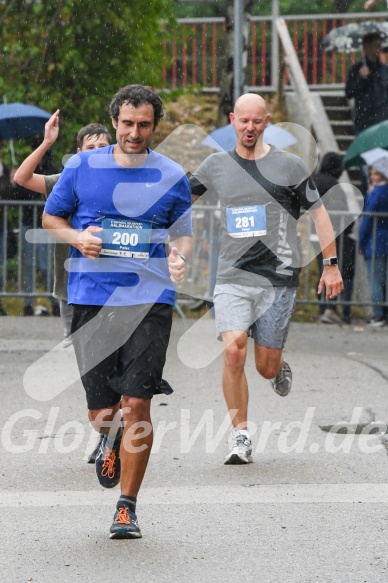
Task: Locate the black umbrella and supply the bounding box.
[321,20,388,52]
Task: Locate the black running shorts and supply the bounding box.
[71,303,173,410]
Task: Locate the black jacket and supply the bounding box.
[345,58,388,134]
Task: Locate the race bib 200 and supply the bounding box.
[99,218,152,258]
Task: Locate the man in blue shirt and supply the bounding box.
[43,85,193,539]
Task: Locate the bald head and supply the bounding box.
[234,93,268,116]
[230,93,271,158]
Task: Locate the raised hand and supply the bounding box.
[43,109,60,147]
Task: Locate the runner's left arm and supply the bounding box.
[167,173,193,284]
[168,235,193,284]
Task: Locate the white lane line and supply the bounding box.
[1,484,388,507]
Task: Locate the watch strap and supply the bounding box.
[323,257,338,266]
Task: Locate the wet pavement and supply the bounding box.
[1,315,388,583]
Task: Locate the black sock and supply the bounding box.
[118,495,136,513]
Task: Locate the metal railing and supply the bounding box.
[0,202,387,319]
[0,200,54,300]
[162,12,388,91]
[186,205,387,319]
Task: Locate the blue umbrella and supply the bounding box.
[0,103,51,141]
[201,122,298,152]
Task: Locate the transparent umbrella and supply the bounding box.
[321,20,388,53]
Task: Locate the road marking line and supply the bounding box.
[1,483,388,507]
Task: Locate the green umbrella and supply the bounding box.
[344,120,388,167]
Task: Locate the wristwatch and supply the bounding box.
[323,257,338,266]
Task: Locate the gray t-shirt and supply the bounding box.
[44,174,61,195]
[190,147,321,287]
[44,174,69,300]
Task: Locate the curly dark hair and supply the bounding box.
[109,84,164,125]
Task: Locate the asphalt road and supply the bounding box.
[1,315,388,583]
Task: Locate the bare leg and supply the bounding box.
[254,344,283,379]
[119,396,153,498]
[88,403,121,436]
[89,397,153,498]
[221,330,249,430]
[88,404,122,485]
[254,344,292,398]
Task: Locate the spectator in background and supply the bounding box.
[345,32,388,194]
[359,163,388,327]
[345,33,388,134]
[312,152,356,325]
[381,46,388,65]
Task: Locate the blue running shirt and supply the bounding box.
[44,146,192,306]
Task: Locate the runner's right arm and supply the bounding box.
[42,212,102,260]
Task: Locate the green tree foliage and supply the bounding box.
[0,0,173,162]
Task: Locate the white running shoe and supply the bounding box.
[224,428,253,465]
[62,335,73,349]
[369,318,385,328]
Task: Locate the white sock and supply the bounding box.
[235,429,250,439]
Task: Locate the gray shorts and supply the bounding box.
[213,283,297,349]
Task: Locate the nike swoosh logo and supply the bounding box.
[306,182,319,203]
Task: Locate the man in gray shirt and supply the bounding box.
[190,93,343,465]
